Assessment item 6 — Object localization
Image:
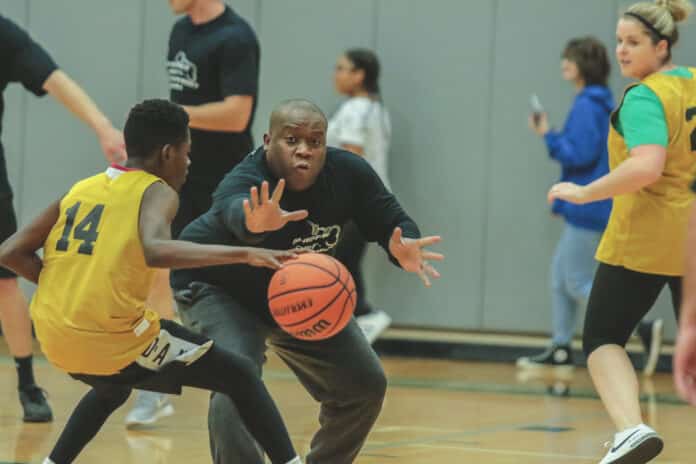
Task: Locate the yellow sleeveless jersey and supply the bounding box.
[596,67,696,275]
[31,166,163,375]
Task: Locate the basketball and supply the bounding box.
[267,253,356,341]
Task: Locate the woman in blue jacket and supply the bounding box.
[518,37,662,374]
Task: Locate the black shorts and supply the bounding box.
[0,195,18,279]
[69,320,213,395]
[583,263,681,356]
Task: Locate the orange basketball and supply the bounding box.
[267,253,356,341]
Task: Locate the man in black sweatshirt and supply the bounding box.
[172,99,443,464]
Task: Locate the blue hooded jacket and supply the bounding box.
[544,85,613,231]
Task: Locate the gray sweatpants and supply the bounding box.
[176,282,387,464]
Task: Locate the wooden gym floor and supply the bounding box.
[1,339,695,463]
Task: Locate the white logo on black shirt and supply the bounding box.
[292,221,341,252]
[167,51,199,91]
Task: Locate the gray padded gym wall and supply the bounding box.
[19,1,143,222]
[252,0,376,145]
[4,0,696,340]
[366,0,496,329]
[482,0,618,333]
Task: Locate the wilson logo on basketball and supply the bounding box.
[293,319,331,339]
[271,298,314,318]
[267,253,356,341]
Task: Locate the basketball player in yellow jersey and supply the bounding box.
[0,99,302,464]
[548,1,696,462]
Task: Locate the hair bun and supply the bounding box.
[655,0,694,22]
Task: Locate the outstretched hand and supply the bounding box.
[244,180,309,234]
[388,227,444,287]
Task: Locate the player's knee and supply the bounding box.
[220,348,262,380]
[550,269,565,293]
[566,276,591,302]
[356,366,387,402]
[209,391,244,428]
[94,387,131,410]
[582,333,621,358]
[582,333,599,358]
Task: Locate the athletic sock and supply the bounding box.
[15,355,36,388]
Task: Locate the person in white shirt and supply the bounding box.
[328,48,393,343]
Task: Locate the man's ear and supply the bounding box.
[263,133,271,150]
[161,144,172,161]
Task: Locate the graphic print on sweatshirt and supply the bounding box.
[291,221,342,253]
[167,51,199,91]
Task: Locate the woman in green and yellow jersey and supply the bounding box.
[548,1,696,462]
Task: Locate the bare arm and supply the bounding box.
[0,200,61,284]
[183,95,254,133]
[140,182,295,269]
[682,203,696,326]
[674,202,696,404]
[549,145,666,204]
[42,70,126,162]
[581,146,666,202]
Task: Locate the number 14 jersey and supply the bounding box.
[31,165,162,375]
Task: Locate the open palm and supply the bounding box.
[388,227,444,287]
[244,180,308,233]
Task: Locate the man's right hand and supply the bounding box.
[245,248,299,270]
[243,179,309,234]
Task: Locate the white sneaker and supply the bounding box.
[125,391,174,429]
[356,310,392,344]
[599,424,663,464]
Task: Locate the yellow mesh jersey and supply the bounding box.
[31,167,162,375]
[596,68,696,275]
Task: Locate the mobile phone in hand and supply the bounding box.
[530,94,544,125]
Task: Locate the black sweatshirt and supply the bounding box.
[172,147,420,322]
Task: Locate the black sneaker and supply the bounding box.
[637,319,663,377]
[516,345,574,371]
[19,384,53,423]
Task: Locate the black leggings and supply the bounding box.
[583,263,681,357]
[50,345,296,464]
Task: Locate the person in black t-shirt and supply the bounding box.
[166,0,259,236]
[172,99,443,464]
[127,0,262,427]
[0,13,126,424]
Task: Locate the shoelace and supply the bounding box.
[21,385,49,403]
[133,392,164,409]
